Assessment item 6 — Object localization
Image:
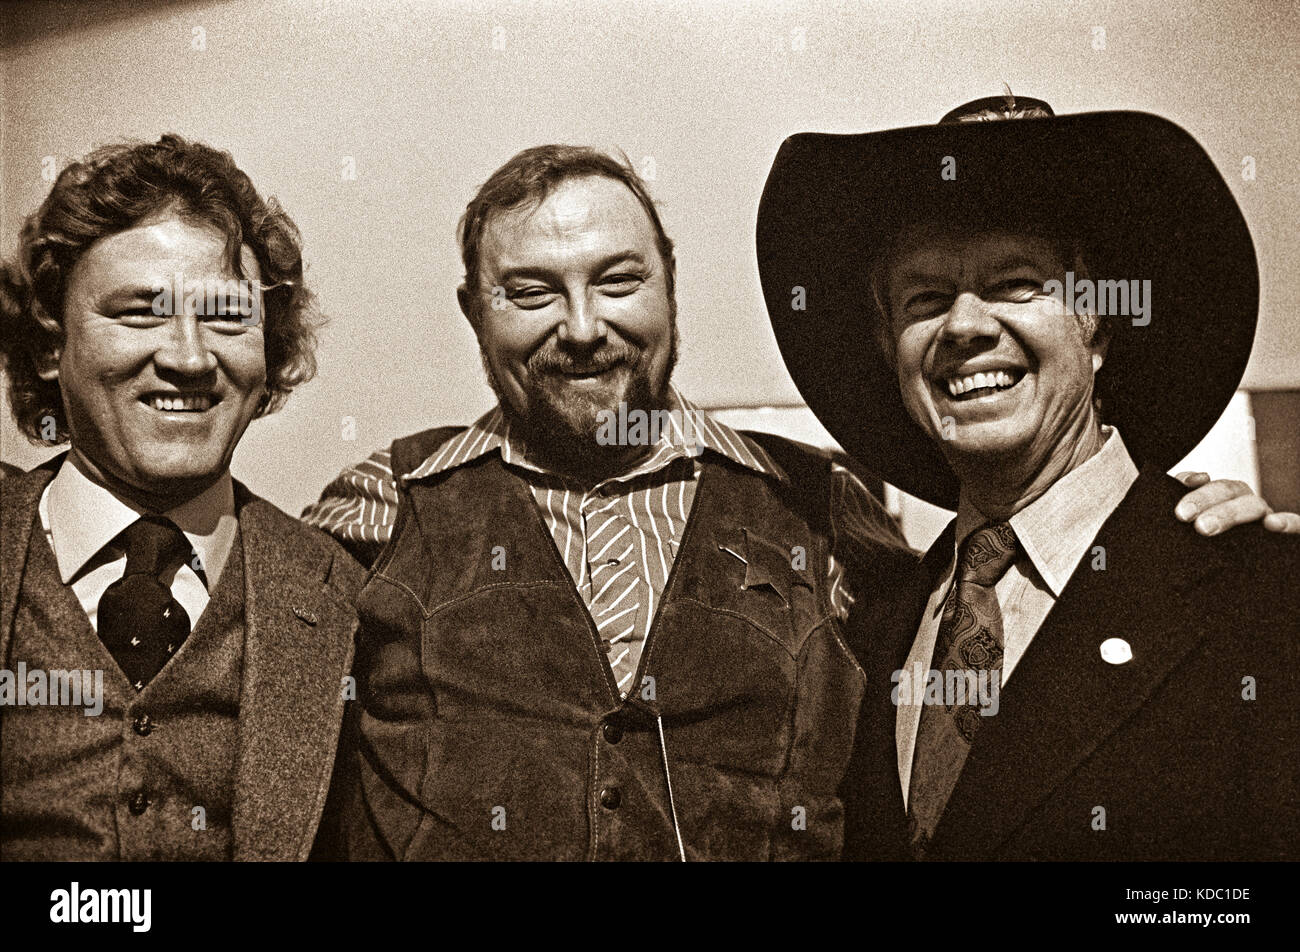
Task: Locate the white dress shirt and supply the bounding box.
[896,427,1140,806]
[37,454,239,632]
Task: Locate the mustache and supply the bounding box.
[529,343,640,376]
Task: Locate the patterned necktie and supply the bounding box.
[97,516,194,691]
[908,521,1018,856]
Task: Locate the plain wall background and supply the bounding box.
[3,0,1297,520]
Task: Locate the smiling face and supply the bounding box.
[885,225,1106,481]
[52,212,267,508]
[462,174,677,475]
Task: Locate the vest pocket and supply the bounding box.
[640,602,796,777]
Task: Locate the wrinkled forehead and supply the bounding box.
[885,221,1071,289]
[478,175,660,274]
[71,213,260,293]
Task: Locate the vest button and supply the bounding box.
[602,719,623,744]
[599,786,622,810]
[128,791,150,815]
[133,714,155,736]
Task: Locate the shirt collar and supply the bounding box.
[42,453,239,589]
[954,426,1139,596]
[400,384,787,485]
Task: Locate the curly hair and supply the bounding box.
[0,134,320,444]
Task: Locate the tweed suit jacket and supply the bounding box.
[0,458,366,861]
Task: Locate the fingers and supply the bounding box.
[1174,479,1254,523]
[1173,471,1210,488]
[1189,493,1270,535]
[1263,512,1300,534]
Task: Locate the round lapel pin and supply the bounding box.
[1099,637,1133,664]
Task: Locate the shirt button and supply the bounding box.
[132,714,155,736]
[128,791,150,815]
[599,786,622,810]
[602,719,624,744]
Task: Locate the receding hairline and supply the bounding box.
[469,172,674,292]
[477,172,662,243]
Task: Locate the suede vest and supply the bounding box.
[352,428,866,860]
[1,512,244,861]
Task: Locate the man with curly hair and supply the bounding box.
[0,135,364,861]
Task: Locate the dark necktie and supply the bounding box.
[908,521,1019,856]
[97,516,194,691]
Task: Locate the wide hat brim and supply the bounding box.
[756,111,1259,509]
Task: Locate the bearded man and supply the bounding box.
[306,144,1287,861]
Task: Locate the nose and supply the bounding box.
[554,292,609,347]
[939,291,1002,347]
[154,313,218,377]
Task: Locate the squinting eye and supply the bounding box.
[115,307,167,324]
[202,312,255,331]
[904,291,951,316]
[600,274,643,294]
[990,278,1042,300]
[508,287,556,309]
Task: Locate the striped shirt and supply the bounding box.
[303,388,911,690]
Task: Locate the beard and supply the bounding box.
[483,325,679,484]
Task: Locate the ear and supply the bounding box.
[665,255,679,319]
[869,276,897,371]
[1090,325,1110,373]
[1088,308,1112,374]
[457,284,478,329]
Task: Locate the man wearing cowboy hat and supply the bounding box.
[304,138,1293,862]
[758,95,1299,861]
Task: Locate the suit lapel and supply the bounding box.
[230,488,359,861]
[928,470,1224,858]
[0,462,59,667]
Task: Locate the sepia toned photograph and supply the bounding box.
[0,0,1296,935]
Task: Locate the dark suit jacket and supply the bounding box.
[0,459,366,861]
[843,466,1300,861]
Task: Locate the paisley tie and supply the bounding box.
[908,521,1018,856]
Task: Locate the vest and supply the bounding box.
[350,428,866,860]
[1,512,245,861]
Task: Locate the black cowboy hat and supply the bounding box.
[756,95,1259,509]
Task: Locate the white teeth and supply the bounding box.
[149,395,212,412]
[945,371,1020,397]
